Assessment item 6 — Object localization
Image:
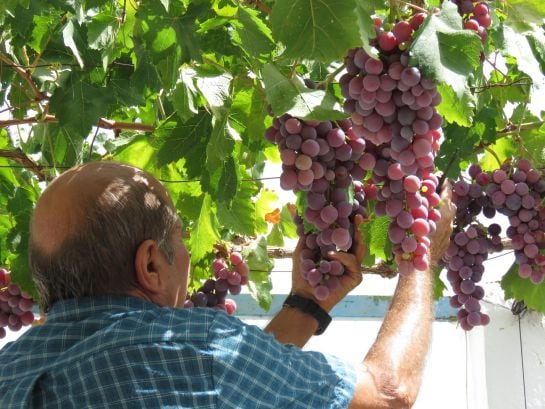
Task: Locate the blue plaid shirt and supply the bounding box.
[0,296,356,408]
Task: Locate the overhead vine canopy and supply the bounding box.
[0,0,545,322]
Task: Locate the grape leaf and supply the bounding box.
[262,63,346,121]
[87,12,117,50]
[113,135,156,171]
[503,27,545,90]
[501,262,545,315]
[505,0,545,32]
[63,19,85,68]
[156,115,213,179]
[49,72,116,140]
[216,155,239,207]
[243,236,274,311]
[230,6,274,58]
[280,204,298,239]
[170,67,200,122]
[436,82,475,127]
[480,138,516,171]
[267,224,285,247]
[354,0,383,58]
[271,0,361,63]
[188,193,220,264]
[255,189,279,234]
[217,179,257,236]
[410,1,481,111]
[363,216,391,261]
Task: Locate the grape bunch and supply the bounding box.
[340,15,444,274]
[452,0,492,44]
[264,116,367,192]
[0,268,36,339]
[292,179,369,300]
[446,159,545,329]
[265,114,370,300]
[184,251,249,315]
[442,224,495,330]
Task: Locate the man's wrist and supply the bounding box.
[283,293,332,335]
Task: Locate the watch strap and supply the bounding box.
[283,293,332,335]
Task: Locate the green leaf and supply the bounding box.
[436,83,475,126]
[63,19,85,68]
[159,0,170,12]
[29,14,58,53]
[255,189,279,234]
[216,178,258,236]
[243,236,274,311]
[156,115,213,178]
[354,0,383,58]
[363,216,391,261]
[216,155,239,207]
[271,0,361,63]
[267,224,285,247]
[262,63,346,121]
[170,67,200,122]
[49,72,116,140]
[279,204,298,239]
[410,1,481,104]
[505,0,545,32]
[87,13,117,50]
[188,193,220,264]
[501,262,545,315]
[434,267,447,300]
[503,27,545,88]
[113,135,156,170]
[480,137,516,172]
[231,6,274,58]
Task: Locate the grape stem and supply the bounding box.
[483,146,503,168]
[399,0,428,14]
[317,63,346,90]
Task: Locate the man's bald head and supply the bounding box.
[29,161,179,311]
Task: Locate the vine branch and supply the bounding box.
[0,149,46,181]
[0,52,47,102]
[0,115,156,133]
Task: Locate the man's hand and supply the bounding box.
[429,184,456,267]
[290,214,366,312]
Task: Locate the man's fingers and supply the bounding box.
[352,214,366,263]
[328,251,360,275]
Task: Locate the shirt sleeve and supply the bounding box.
[208,312,357,409]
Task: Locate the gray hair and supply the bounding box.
[29,173,178,312]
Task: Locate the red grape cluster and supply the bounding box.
[184,251,249,315]
[0,268,35,339]
[446,159,545,329]
[340,17,443,274]
[453,0,492,44]
[265,115,369,300]
[442,224,496,330]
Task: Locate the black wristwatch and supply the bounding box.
[283,293,332,335]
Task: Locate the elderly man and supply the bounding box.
[0,161,453,408]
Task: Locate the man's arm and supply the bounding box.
[264,214,366,348]
[349,190,456,409]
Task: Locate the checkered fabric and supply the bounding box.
[0,296,356,408]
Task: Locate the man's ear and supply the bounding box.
[134,239,163,293]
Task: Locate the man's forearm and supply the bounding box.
[263,304,319,348]
[362,267,434,402]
